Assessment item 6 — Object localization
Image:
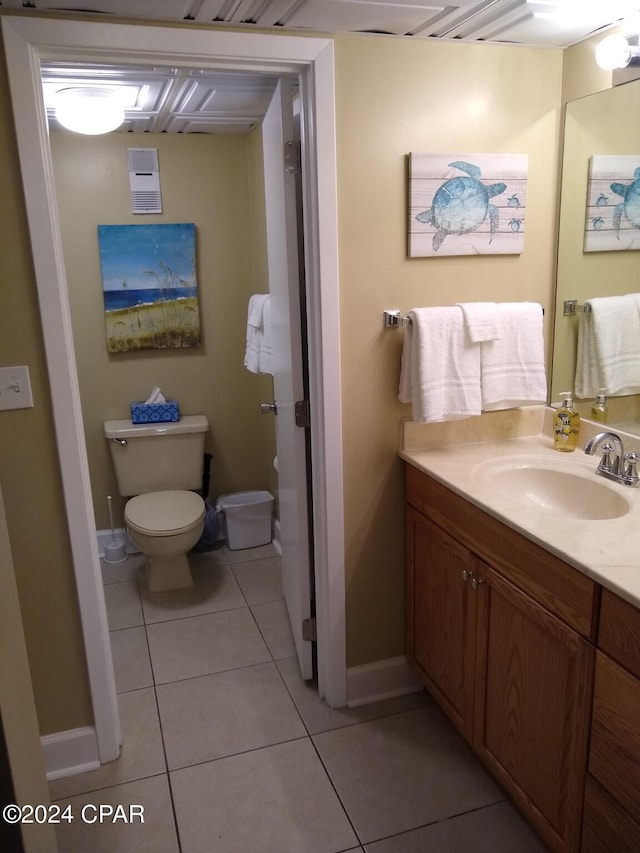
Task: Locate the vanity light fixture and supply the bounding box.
[54,86,125,135]
[595,34,640,70]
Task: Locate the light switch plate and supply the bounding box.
[0,366,34,411]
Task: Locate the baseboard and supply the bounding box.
[41,726,101,781]
[346,656,423,708]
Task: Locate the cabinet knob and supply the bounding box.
[461,570,469,583]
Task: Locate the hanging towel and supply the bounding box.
[576,294,640,397]
[399,306,482,423]
[574,309,600,399]
[480,302,547,411]
[244,294,273,375]
[456,302,501,343]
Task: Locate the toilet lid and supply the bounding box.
[125,490,205,537]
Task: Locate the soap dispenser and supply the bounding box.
[554,392,580,452]
[591,389,608,424]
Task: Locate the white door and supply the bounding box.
[262,78,314,680]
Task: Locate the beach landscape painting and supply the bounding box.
[98,222,201,352]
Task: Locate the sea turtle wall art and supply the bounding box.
[408,153,528,257]
[584,154,640,252]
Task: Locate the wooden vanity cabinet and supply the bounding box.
[582,590,640,851]
[406,464,596,853]
[406,506,477,740]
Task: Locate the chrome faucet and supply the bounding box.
[583,431,640,487]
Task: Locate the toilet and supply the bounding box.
[104,415,209,592]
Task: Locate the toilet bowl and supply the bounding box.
[125,490,205,592]
[105,414,209,592]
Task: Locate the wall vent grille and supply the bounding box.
[127,147,162,214]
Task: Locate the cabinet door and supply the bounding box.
[589,651,640,828]
[406,507,477,740]
[474,565,593,853]
[582,774,640,853]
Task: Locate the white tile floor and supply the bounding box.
[49,544,549,852]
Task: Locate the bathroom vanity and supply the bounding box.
[401,409,640,853]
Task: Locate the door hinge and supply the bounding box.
[295,399,310,428]
[302,617,317,642]
[284,140,301,174]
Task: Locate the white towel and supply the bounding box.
[399,307,482,423]
[574,310,600,399]
[456,302,500,342]
[576,294,640,397]
[480,302,547,411]
[244,294,273,375]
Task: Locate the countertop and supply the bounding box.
[400,408,640,610]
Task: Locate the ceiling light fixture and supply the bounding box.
[595,34,640,70]
[54,87,125,135]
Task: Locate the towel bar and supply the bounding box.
[383,310,411,328]
[384,305,545,328]
[563,300,592,316]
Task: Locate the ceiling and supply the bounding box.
[23,0,640,133]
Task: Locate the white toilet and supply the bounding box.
[104,415,209,592]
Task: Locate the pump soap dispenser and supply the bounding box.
[591,390,608,423]
[554,392,580,452]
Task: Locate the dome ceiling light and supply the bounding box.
[54,86,125,135]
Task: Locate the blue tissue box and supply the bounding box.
[131,401,180,424]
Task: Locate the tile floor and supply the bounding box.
[49,544,548,852]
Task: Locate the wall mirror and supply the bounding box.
[551,77,640,434]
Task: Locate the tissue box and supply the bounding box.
[130,401,180,424]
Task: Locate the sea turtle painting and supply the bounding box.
[610,166,640,239]
[415,160,507,252]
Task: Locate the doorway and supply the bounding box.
[2,15,345,770]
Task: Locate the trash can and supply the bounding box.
[216,491,274,550]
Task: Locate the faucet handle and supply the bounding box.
[623,451,640,486]
[598,442,615,473]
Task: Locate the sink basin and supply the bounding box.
[475,457,631,520]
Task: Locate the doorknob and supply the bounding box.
[260,401,278,415]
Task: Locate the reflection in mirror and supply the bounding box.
[552,79,640,434]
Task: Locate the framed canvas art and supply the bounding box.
[408,153,528,257]
[98,222,201,352]
[584,155,640,252]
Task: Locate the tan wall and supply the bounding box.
[334,34,563,667]
[0,21,601,735]
[50,131,276,530]
[0,38,93,735]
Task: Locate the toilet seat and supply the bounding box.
[125,490,205,537]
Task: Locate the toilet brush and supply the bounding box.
[103,495,128,564]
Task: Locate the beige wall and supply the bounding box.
[0,21,605,736]
[50,130,277,530]
[0,38,93,735]
[335,34,563,666]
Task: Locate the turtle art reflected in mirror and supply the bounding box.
[408,152,528,257]
[584,155,640,252]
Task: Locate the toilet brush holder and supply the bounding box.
[104,538,127,564]
[104,494,128,564]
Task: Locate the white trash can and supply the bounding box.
[216,491,274,550]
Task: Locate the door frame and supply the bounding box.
[2,15,346,764]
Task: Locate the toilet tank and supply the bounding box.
[104,415,208,496]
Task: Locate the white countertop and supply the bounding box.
[400,409,640,610]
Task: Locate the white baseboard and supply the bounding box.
[41,726,101,781]
[346,656,423,708]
